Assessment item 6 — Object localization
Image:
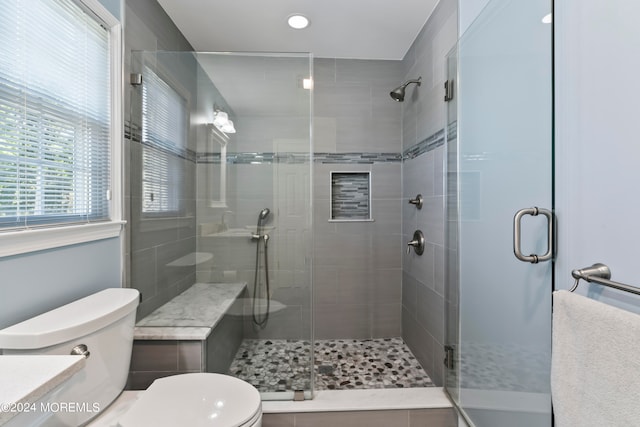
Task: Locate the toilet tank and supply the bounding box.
[0,288,139,426]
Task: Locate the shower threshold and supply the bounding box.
[229,337,434,393]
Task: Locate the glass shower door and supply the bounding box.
[447,0,553,426]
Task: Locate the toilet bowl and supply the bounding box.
[0,288,262,426]
[119,373,262,427]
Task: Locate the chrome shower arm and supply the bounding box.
[403,78,422,88]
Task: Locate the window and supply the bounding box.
[0,0,111,229]
[0,0,122,256]
[141,65,188,216]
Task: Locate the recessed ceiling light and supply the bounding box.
[542,13,552,24]
[287,14,310,30]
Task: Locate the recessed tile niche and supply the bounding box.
[330,172,372,221]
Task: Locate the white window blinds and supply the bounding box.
[0,0,111,230]
[141,66,187,215]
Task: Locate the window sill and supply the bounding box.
[0,221,126,258]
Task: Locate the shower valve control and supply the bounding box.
[406,230,425,256]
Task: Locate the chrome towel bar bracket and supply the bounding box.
[570,263,640,296]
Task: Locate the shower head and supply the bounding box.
[258,208,271,225]
[390,77,422,102]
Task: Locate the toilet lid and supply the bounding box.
[119,373,261,427]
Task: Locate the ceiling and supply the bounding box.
[156,0,440,60]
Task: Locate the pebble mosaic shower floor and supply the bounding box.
[228,337,434,393]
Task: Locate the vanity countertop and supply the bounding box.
[0,355,85,425]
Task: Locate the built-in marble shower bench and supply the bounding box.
[127,282,246,390]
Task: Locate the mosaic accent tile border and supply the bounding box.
[228,337,434,393]
[447,120,457,141]
[196,152,310,164]
[402,129,445,160]
[196,152,402,165]
[133,127,449,165]
[195,152,223,164]
[125,121,196,162]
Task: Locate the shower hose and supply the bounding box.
[252,227,270,328]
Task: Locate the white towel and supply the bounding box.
[551,290,640,426]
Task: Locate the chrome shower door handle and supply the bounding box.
[513,207,554,263]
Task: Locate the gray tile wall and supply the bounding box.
[400,0,458,386]
[127,339,204,390]
[232,160,312,340]
[313,59,404,339]
[401,0,458,153]
[124,0,198,319]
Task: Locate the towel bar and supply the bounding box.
[570,263,640,296]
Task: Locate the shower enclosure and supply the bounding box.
[126,50,313,400]
[445,0,553,426]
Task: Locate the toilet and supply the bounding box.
[118,373,262,427]
[0,288,262,427]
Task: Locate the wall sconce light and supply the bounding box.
[213,106,236,134]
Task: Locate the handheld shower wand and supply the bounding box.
[252,208,271,328]
[258,208,270,226]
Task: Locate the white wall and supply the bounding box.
[555,0,640,312]
[463,0,640,312]
[0,238,121,329]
